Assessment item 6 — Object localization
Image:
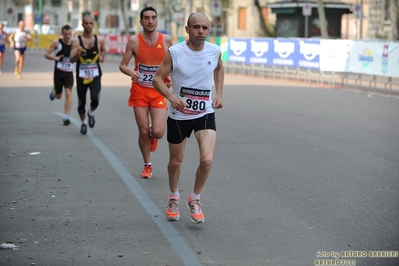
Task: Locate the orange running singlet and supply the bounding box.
[134,33,166,88]
[129,33,167,108]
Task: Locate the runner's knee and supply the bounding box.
[77,105,85,115]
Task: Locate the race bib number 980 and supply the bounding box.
[179,86,210,115]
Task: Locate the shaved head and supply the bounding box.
[187,12,209,27]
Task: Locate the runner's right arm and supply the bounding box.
[8,32,15,48]
[45,39,63,61]
[119,36,140,81]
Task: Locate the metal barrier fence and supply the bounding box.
[224,62,399,97]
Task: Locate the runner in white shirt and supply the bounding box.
[152,12,224,224]
[8,20,32,79]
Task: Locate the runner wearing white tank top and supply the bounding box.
[152,12,225,224]
[168,41,221,120]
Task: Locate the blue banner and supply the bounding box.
[297,39,320,69]
[271,39,298,67]
[247,38,273,65]
[228,38,250,63]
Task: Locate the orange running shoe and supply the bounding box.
[187,195,205,224]
[166,195,180,221]
[140,165,152,179]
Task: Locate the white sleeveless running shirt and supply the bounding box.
[169,41,221,120]
[14,30,28,49]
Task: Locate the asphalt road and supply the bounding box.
[1,50,399,266]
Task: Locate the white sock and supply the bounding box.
[144,162,152,166]
[191,192,200,200]
[169,190,179,198]
[82,120,87,125]
[88,110,95,116]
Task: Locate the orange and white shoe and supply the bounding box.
[187,195,205,224]
[166,195,180,221]
[140,165,152,179]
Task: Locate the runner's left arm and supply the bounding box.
[98,37,106,63]
[45,39,63,61]
[212,53,224,109]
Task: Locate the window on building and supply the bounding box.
[238,7,246,29]
[384,0,390,20]
[52,0,62,7]
[54,13,59,26]
[128,16,133,28]
[18,13,23,22]
[106,15,119,28]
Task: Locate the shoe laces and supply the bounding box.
[168,197,179,212]
[189,198,202,214]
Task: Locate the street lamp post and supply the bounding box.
[38,0,43,33]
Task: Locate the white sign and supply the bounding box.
[348,41,399,77]
[211,1,222,17]
[319,40,353,72]
[353,4,361,18]
[173,12,184,24]
[320,40,399,77]
[131,0,139,11]
[302,3,312,16]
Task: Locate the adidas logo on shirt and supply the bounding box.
[157,44,162,48]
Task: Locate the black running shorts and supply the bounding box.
[167,112,216,144]
[53,70,74,94]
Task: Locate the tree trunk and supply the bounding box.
[390,0,398,40]
[120,0,129,35]
[317,0,329,38]
[254,0,268,36]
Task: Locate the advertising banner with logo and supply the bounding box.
[228,38,250,63]
[271,39,297,67]
[229,38,321,69]
[103,34,398,79]
[319,40,353,72]
[297,39,320,69]
[248,38,272,65]
[349,41,399,77]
